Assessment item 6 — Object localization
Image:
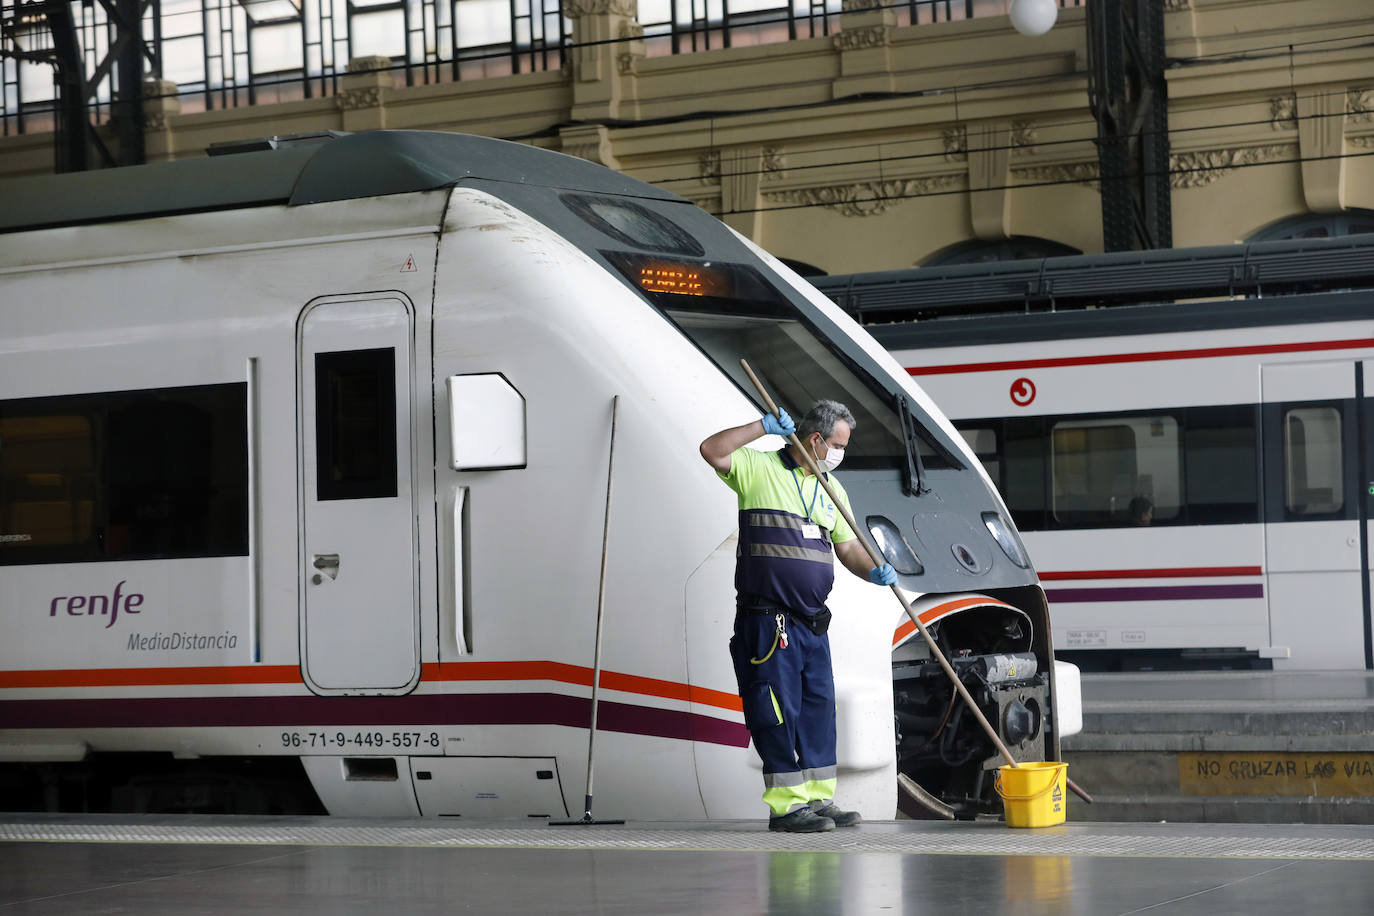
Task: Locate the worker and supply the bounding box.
[700,399,898,832]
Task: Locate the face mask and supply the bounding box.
[812,437,845,472]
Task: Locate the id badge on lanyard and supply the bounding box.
[792,467,825,540]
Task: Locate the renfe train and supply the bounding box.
[814,237,1374,674]
[0,131,1077,819]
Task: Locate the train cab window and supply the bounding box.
[1283,406,1343,516]
[1051,415,1180,526]
[315,349,398,501]
[604,251,964,473]
[0,384,248,565]
[667,307,914,468]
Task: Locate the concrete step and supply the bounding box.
[1070,711,1374,744]
[1056,671,1374,824]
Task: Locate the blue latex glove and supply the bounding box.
[868,563,898,587]
[761,409,796,437]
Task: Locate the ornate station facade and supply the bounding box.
[2,0,1371,273]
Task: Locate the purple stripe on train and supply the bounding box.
[0,692,752,748]
[1044,584,1264,603]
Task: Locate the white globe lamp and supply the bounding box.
[1008,0,1058,37]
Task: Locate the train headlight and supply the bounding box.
[982,512,1031,569]
[866,515,923,576]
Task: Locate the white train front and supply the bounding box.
[0,131,1076,819]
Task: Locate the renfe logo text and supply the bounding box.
[49,581,144,629]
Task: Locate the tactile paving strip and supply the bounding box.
[2,821,1372,860]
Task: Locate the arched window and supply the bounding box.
[922,236,1082,267]
[1247,210,1374,242]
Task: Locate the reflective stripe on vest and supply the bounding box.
[736,507,835,615]
[749,543,833,564]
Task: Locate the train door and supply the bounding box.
[298,295,420,694]
[1261,361,1368,669]
[1361,361,1374,669]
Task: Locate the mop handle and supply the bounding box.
[739,360,1019,768]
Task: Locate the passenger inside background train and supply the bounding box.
[1127,496,1152,526]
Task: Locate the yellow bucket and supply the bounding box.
[995,761,1068,828]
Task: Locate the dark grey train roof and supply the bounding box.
[866,288,1374,350]
[813,233,1374,326]
[0,131,683,234]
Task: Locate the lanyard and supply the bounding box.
[790,466,820,524]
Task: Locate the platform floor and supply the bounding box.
[2,815,1372,914]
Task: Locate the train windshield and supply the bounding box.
[605,253,957,473]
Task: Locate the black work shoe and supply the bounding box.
[768,806,836,833]
[810,801,862,827]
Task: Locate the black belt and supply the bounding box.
[736,605,831,636]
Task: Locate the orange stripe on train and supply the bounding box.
[892,596,1016,647]
[0,661,743,714]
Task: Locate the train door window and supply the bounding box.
[1283,406,1343,516]
[1051,415,1180,526]
[958,427,1001,486]
[1003,418,1047,531]
[314,349,398,501]
[1184,406,1260,524]
[0,384,248,565]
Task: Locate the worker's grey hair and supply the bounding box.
[797,399,857,442]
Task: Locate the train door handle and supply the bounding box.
[312,553,340,584]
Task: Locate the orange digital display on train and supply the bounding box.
[637,262,730,297]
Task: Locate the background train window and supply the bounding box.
[1283,406,1343,516]
[0,415,95,553]
[315,349,398,501]
[952,418,1047,530]
[1002,419,1048,531]
[1184,405,1260,524]
[0,384,248,565]
[1051,415,1180,526]
[958,427,1000,483]
[959,408,1261,530]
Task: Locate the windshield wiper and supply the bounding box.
[897,395,930,497]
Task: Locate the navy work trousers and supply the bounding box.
[729,611,838,816]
